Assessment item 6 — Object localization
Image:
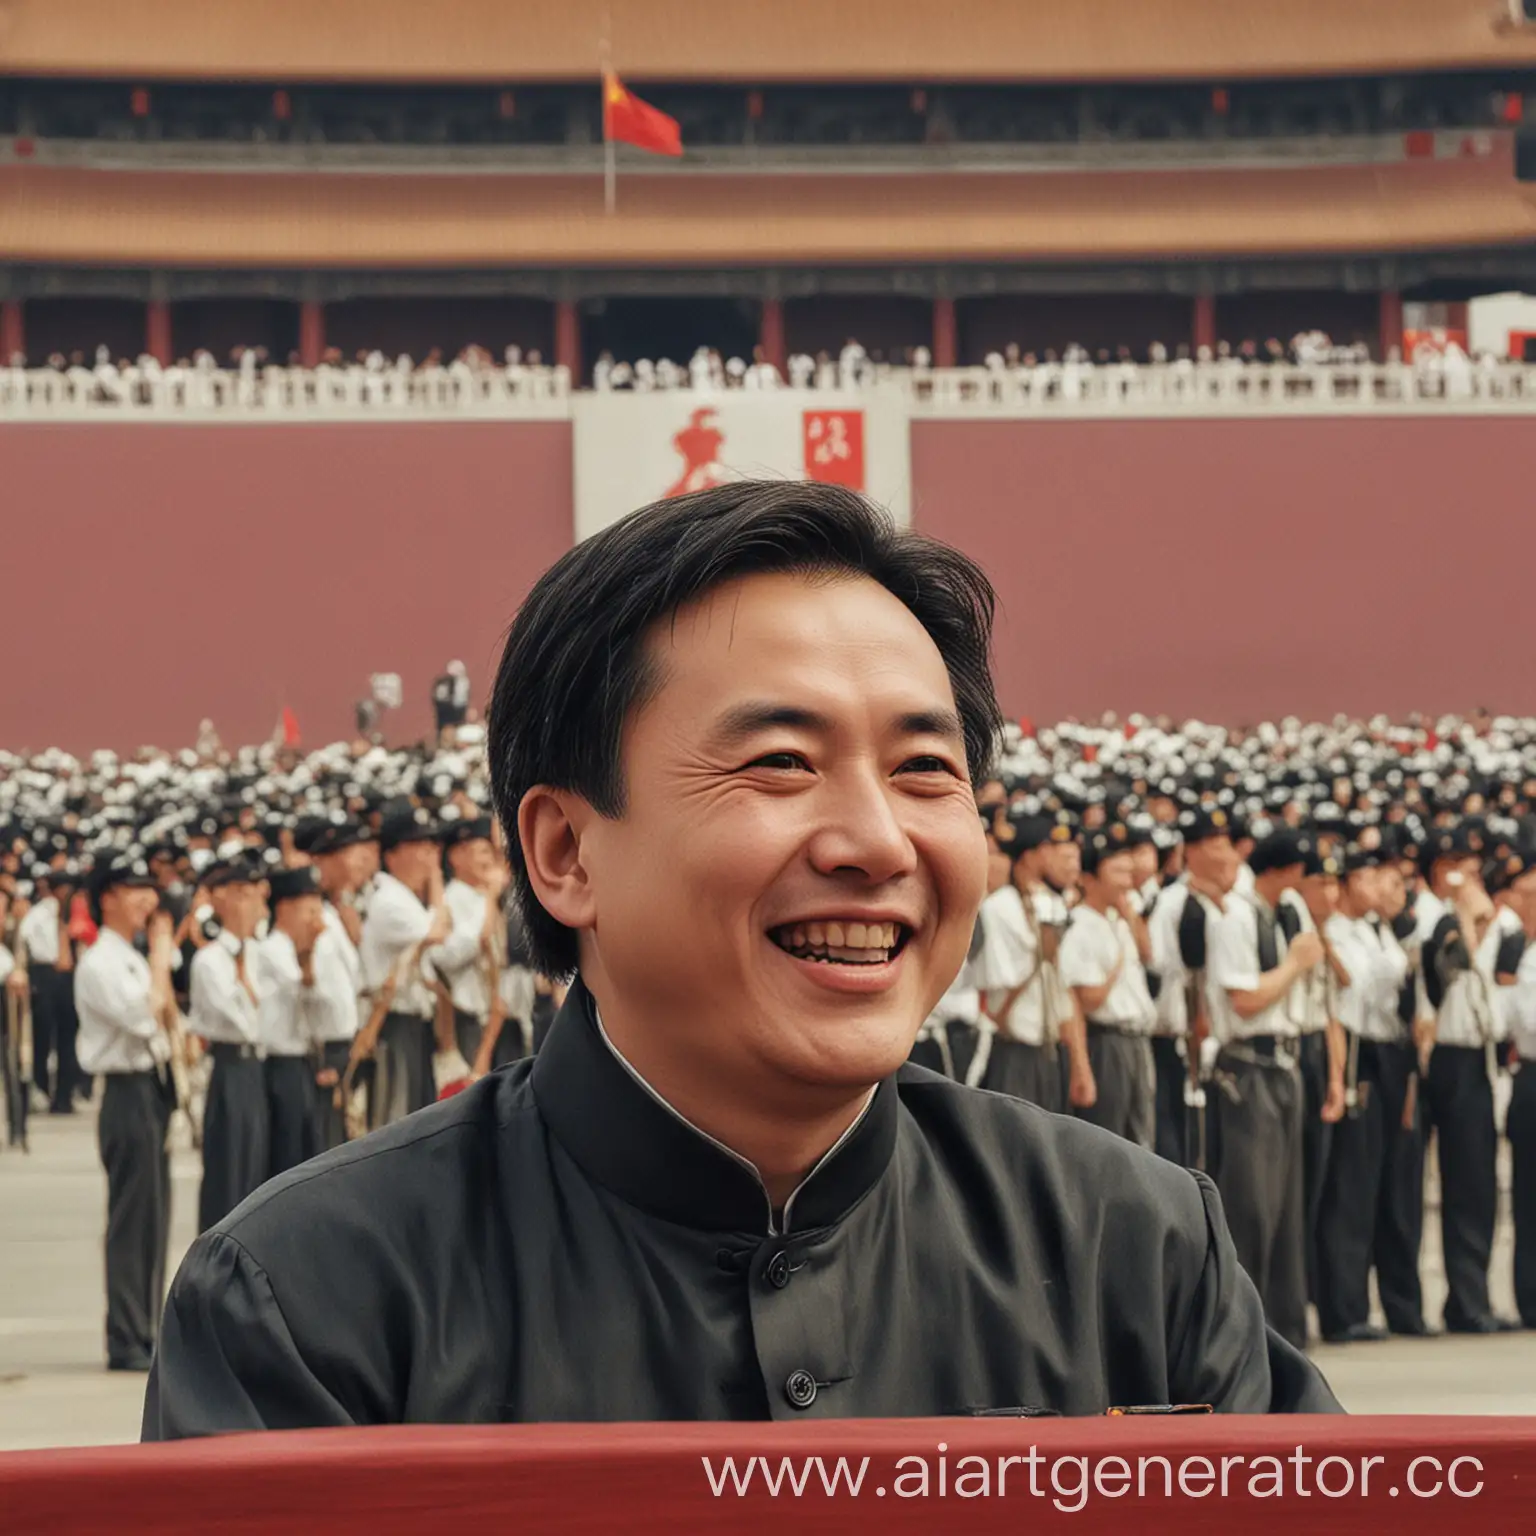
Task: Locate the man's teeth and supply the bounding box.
[774,921,901,963]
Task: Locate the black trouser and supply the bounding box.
[313,1040,353,1151]
[1212,1045,1308,1351]
[369,1012,434,1128]
[908,1018,984,1083]
[1315,1038,1387,1337]
[1423,1043,1498,1328]
[1505,1062,1536,1326]
[1151,1035,1188,1165]
[452,1008,483,1068]
[1075,1025,1155,1148]
[98,1071,172,1366]
[1297,1031,1332,1306]
[199,1047,270,1233]
[264,1055,317,1180]
[30,965,80,1110]
[1373,1042,1426,1331]
[983,1036,1064,1112]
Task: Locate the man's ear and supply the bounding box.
[518,787,596,935]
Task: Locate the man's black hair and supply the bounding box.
[487,479,1005,978]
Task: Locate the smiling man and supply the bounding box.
[142,481,1338,1437]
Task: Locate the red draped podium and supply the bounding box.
[2,1417,1533,1534]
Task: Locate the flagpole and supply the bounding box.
[600,8,615,214]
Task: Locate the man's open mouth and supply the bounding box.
[768,921,911,966]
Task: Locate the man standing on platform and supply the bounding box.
[74,855,177,1373]
[306,817,370,1149]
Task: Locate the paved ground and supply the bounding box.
[1,1106,1534,1451]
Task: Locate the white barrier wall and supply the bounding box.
[571,387,911,541]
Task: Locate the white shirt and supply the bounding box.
[970,884,1051,1046]
[1325,912,1409,1044]
[1280,890,1332,1035]
[74,928,165,1075]
[310,902,362,1043]
[252,931,318,1058]
[18,896,61,965]
[1208,894,1298,1044]
[189,933,263,1046]
[359,873,435,1018]
[1147,880,1224,1038]
[1477,905,1526,1041]
[1507,940,1536,1063]
[1058,905,1156,1034]
[1415,890,1500,1047]
[429,879,494,1018]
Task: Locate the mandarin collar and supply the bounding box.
[530,978,897,1236]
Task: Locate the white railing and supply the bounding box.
[6,358,1536,420]
[902,360,1536,415]
[0,359,574,420]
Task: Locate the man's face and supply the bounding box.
[565,571,986,1094]
[1130,844,1158,886]
[448,838,494,886]
[1092,851,1137,900]
[103,885,159,933]
[386,841,437,893]
[1376,864,1407,921]
[1301,873,1340,923]
[1038,839,1079,891]
[212,881,265,939]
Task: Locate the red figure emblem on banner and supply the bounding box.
[803,410,865,489]
[665,408,730,498]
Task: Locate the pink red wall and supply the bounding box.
[910,417,1536,725]
[4,415,1533,753]
[1,422,571,753]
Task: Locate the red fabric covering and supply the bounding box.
[0,1418,1531,1534]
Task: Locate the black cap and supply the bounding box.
[89,853,156,899]
[1298,837,1342,880]
[1248,829,1307,876]
[1178,807,1235,846]
[312,815,375,856]
[267,865,323,906]
[379,804,440,853]
[1081,821,1133,875]
[203,855,265,890]
[441,815,494,849]
[1342,845,1383,875]
[1418,824,1478,878]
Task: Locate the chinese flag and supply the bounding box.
[603,72,682,157]
[281,705,301,747]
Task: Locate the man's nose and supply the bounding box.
[805,771,919,884]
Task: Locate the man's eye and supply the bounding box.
[749,752,811,771]
[900,756,955,775]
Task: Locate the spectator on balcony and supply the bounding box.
[837,337,867,389]
[746,347,780,389]
[787,351,815,389]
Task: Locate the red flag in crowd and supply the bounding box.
[280,706,301,748]
[603,72,683,157]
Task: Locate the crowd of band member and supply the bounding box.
[2,710,1536,1369]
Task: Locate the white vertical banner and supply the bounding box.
[572,386,911,542]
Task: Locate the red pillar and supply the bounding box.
[554,300,581,381]
[1377,290,1403,360]
[299,300,325,367]
[759,296,785,373]
[1192,294,1216,354]
[145,299,172,365]
[0,299,23,363]
[932,296,957,368]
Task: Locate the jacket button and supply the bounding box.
[784,1370,817,1409]
[765,1251,792,1289]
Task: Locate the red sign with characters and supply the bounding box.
[803,409,865,490]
